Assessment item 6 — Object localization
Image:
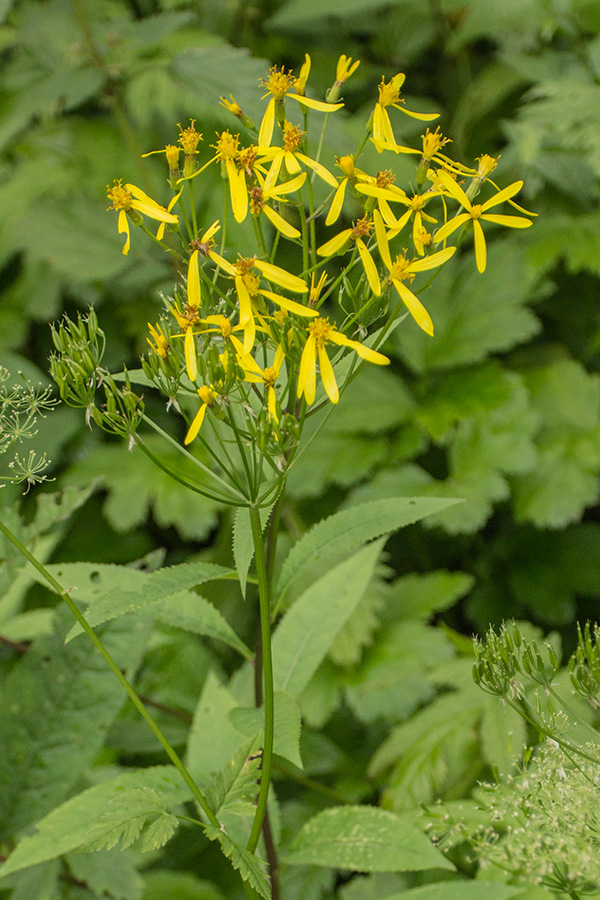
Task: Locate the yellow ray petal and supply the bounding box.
[262,203,301,239]
[253,259,307,293]
[318,344,339,403]
[356,239,381,295]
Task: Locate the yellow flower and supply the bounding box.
[106,180,178,255]
[259,121,338,191]
[258,65,344,148]
[372,73,438,150]
[177,119,203,177]
[248,172,308,239]
[184,386,217,445]
[141,143,181,179]
[325,156,375,226]
[326,55,361,103]
[242,344,286,422]
[433,170,533,273]
[336,54,360,84]
[309,270,328,307]
[214,131,247,223]
[374,209,455,336]
[294,54,311,96]
[206,254,315,351]
[357,183,440,255]
[218,94,256,131]
[147,322,170,359]
[318,215,381,296]
[297,317,389,405]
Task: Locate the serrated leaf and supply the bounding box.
[390,571,475,620]
[513,358,600,527]
[0,607,150,842]
[0,767,188,878]
[204,825,270,900]
[276,497,461,604]
[272,541,384,699]
[369,689,485,811]
[229,691,303,768]
[148,590,252,659]
[282,806,453,872]
[344,621,453,724]
[395,238,541,375]
[203,736,262,818]
[66,848,144,900]
[233,504,273,599]
[68,439,221,539]
[65,561,233,642]
[81,787,179,852]
[186,672,248,786]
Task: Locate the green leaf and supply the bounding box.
[390,571,475,620]
[66,849,144,900]
[282,805,453,872]
[149,591,252,659]
[230,691,303,768]
[272,541,385,699]
[268,0,395,27]
[369,689,485,812]
[382,883,526,900]
[204,825,270,900]
[204,736,262,819]
[416,361,515,442]
[65,561,233,641]
[68,439,221,539]
[0,767,188,878]
[395,238,542,375]
[186,672,248,786]
[0,608,151,841]
[142,870,226,900]
[233,504,273,599]
[80,787,179,853]
[275,497,461,605]
[513,358,600,527]
[344,622,453,724]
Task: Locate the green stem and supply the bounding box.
[0,516,220,829]
[246,506,275,855]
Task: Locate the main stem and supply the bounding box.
[247,506,275,855]
[0,517,220,830]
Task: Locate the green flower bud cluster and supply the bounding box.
[569,622,600,709]
[50,310,143,441]
[473,621,560,700]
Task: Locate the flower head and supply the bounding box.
[372,73,438,151]
[258,65,344,147]
[434,170,533,273]
[185,386,217,445]
[374,209,455,335]
[318,215,381,295]
[106,180,178,255]
[298,317,389,405]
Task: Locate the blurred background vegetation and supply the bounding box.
[2,0,600,894]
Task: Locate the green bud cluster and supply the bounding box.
[569,622,600,709]
[473,622,560,700]
[50,310,143,441]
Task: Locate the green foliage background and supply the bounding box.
[1,0,600,897]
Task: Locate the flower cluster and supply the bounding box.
[98,53,534,501]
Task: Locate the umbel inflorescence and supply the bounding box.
[52,54,533,505]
